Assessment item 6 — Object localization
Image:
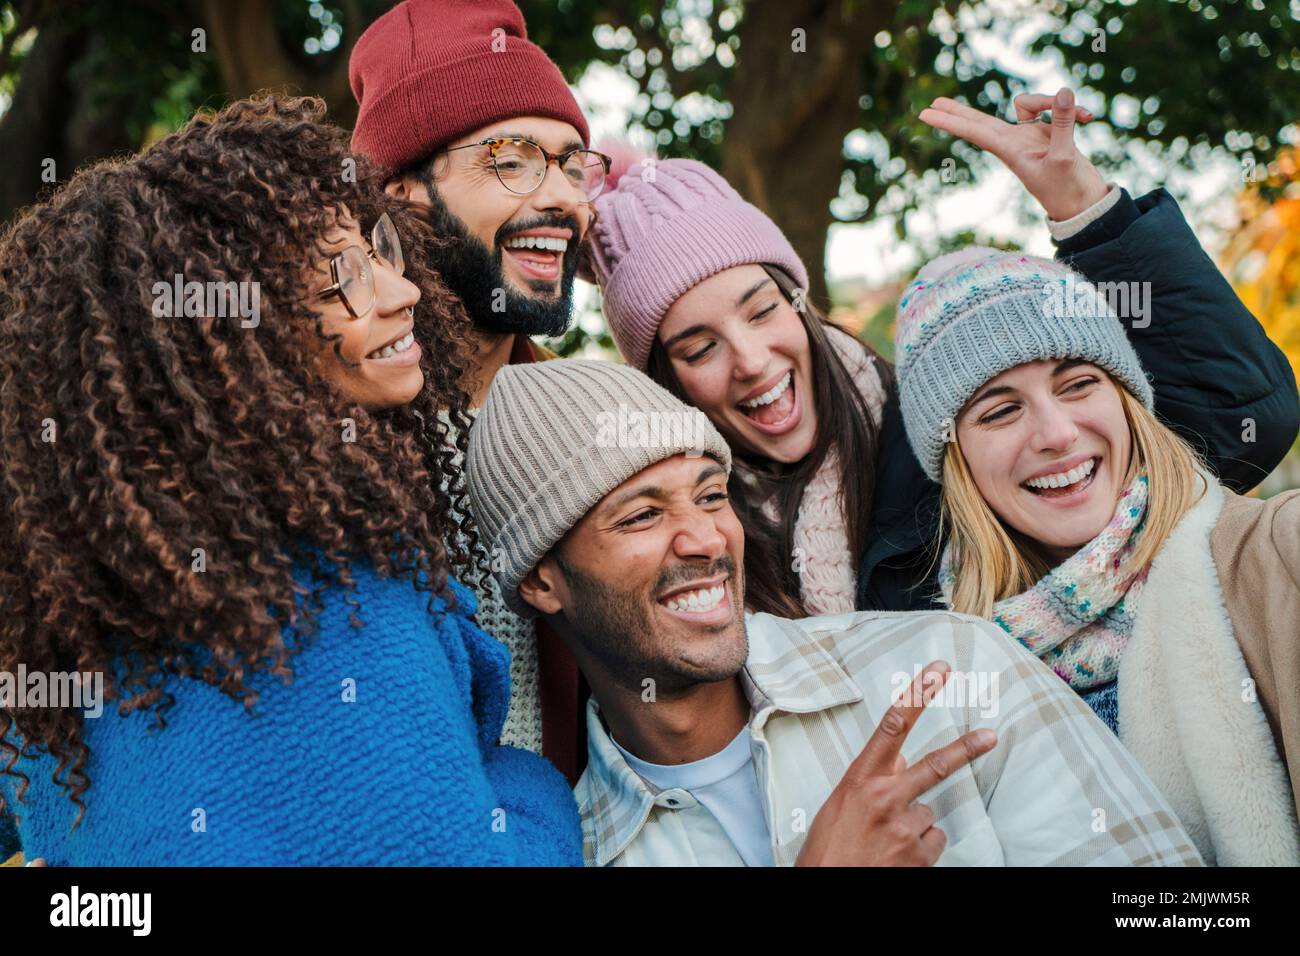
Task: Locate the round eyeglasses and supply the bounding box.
[315,212,404,319]
[442,137,613,202]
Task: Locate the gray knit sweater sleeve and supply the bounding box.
[439,408,544,754]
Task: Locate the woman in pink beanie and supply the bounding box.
[586,152,889,618]
[582,88,1299,618]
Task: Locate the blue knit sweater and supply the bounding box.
[3,563,582,866]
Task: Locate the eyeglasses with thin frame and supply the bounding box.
[441,137,613,202]
[315,212,405,319]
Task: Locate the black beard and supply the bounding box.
[419,189,579,338]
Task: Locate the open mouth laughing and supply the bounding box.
[501,227,572,282]
[1021,455,1100,500]
[655,575,734,626]
[736,370,800,435]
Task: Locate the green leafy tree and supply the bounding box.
[1,0,1295,306]
[523,0,1297,306]
[0,0,387,222]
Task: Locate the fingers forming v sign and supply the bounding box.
[918,86,1110,222]
[845,660,997,805]
[794,660,997,866]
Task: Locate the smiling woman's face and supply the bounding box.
[657,264,817,463]
[954,359,1133,562]
[308,215,424,410]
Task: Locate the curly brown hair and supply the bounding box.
[0,95,483,823]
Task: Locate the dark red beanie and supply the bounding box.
[349,0,590,173]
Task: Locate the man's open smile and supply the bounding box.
[501,226,572,283]
[656,574,734,625]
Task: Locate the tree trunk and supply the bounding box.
[722,0,898,307]
[198,0,365,129]
[0,24,136,225]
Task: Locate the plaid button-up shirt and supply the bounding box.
[576,609,1202,867]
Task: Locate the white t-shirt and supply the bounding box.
[612,725,774,867]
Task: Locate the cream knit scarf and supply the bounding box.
[735,326,886,616]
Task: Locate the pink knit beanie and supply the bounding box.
[586,157,809,370]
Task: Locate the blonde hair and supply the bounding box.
[940,381,1205,618]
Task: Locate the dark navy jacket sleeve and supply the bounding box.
[859,188,1300,613]
[1055,188,1299,492]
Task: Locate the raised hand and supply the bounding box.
[794,661,997,867]
[919,86,1110,222]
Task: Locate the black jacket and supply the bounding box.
[857,188,1300,612]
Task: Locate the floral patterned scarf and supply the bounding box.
[939,472,1151,690]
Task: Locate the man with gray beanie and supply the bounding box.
[466,359,1201,867]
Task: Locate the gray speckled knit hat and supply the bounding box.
[466,359,732,618]
[894,247,1154,481]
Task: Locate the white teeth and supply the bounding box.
[368,331,415,360]
[663,585,725,613]
[1026,457,1096,490]
[739,372,792,409]
[504,235,568,252]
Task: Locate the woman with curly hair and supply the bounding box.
[0,95,581,866]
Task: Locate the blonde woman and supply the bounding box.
[893,246,1300,866]
[584,89,1299,621]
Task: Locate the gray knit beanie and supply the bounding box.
[466,359,733,617]
[894,247,1154,481]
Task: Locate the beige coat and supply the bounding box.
[1211,486,1300,825]
[1117,477,1300,865]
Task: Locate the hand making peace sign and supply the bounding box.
[794,661,998,867]
[919,86,1111,223]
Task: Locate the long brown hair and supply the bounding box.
[646,266,893,617]
[0,96,481,822]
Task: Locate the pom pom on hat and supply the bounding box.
[585,157,809,369]
[577,140,653,285]
[595,138,654,194]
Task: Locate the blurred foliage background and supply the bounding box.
[0,0,1296,484]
